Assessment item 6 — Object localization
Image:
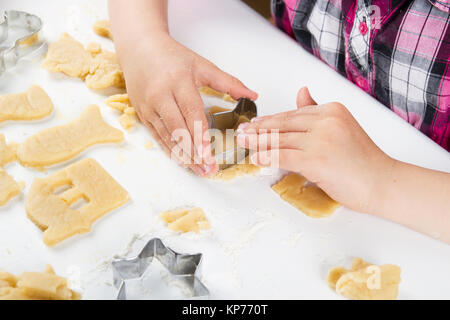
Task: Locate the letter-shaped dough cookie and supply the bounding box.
[26,158,130,246]
[0,266,81,300]
[272,173,340,218]
[0,85,53,123]
[160,207,210,233]
[17,105,124,168]
[0,169,22,206]
[327,258,401,300]
[0,134,16,166]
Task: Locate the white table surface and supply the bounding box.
[1,0,449,300]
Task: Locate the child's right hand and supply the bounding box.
[117,33,257,176]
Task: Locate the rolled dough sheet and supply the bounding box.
[17,105,124,168]
[93,20,113,40]
[272,173,340,218]
[0,134,17,166]
[0,265,81,300]
[26,158,130,246]
[160,207,210,233]
[0,169,22,206]
[327,258,401,300]
[43,33,124,90]
[0,85,53,123]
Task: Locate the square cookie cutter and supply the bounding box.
[0,10,47,76]
[112,238,210,300]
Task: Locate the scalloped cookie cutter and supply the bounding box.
[112,238,210,300]
[0,10,47,76]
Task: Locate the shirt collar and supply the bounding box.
[428,0,450,13]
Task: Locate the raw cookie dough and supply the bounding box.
[200,86,236,103]
[327,258,401,300]
[26,158,130,246]
[208,106,260,180]
[160,207,210,233]
[43,33,124,90]
[19,33,39,47]
[0,134,17,166]
[93,20,113,40]
[105,94,138,130]
[0,169,22,206]
[17,105,124,168]
[0,85,53,123]
[272,173,340,218]
[0,265,81,300]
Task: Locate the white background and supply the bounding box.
[1,0,449,299]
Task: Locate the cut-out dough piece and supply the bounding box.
[85,50,125,90]
[0,134,17,166]
[105,94,138,130]
[272,173,340,218]
[199,86,236,103]
[160,207,210,233]
[26,158,130,246]
[0,265,81,300]
[42,33,91,78]
[208,106,260,180]
[0,169,22,206]
[17,105,124,168]
[93,20,113,40]
[327,258,401,300]
[0,85,53,123]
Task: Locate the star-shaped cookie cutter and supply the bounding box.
[112,238,210,300]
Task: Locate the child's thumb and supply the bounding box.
[297,87,317,108]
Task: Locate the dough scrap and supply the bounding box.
[327,258,401,300]
[93,20,113,40]
[200,86,236,103]
[42,33,91,78]
[0,266,81,300]
[0,85,53,123]
[26,158,130,246]
[0,134,17,166]
[105,94,138,130]
[43,33,124,90]
[208,106,260,180]
[17,105,124,168]
[0,169,22,206]
[272,173,340,218]
[19,33,39,47]
[160,207,210,233]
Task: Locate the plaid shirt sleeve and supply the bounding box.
[272,0,450,152]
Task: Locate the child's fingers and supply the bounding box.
[199,61,258,101]
[250,149,306,171]
[297,87,317,108]
[236,132,306,151]
[238,112,316,133]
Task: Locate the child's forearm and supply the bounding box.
[108,0,169,46]
[372,158,450,243]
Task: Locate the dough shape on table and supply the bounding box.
[26,158,130,246]
[42,33,91,78]
[0,265,81,300]
[160,207,210,233]
[0,134,17,166]
[0,169,23,206]
[200,86,236,103]
[0,85,53,123]
[105,94,138,130]
[93,20,113,40]
[327,258,401,300]
[43,33,124,90]
[272,173,340,218]
[17,105,124,168]
[208,106,260,180]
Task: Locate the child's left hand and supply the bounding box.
[236,87,393,213]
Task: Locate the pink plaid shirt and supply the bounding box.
[272,0,450,151]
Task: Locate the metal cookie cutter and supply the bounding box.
[112,238,209,300]
[0,10,46,76]
[209,98,258,170]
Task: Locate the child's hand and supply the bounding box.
[236,87,393,213]
[119,33,257,176]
